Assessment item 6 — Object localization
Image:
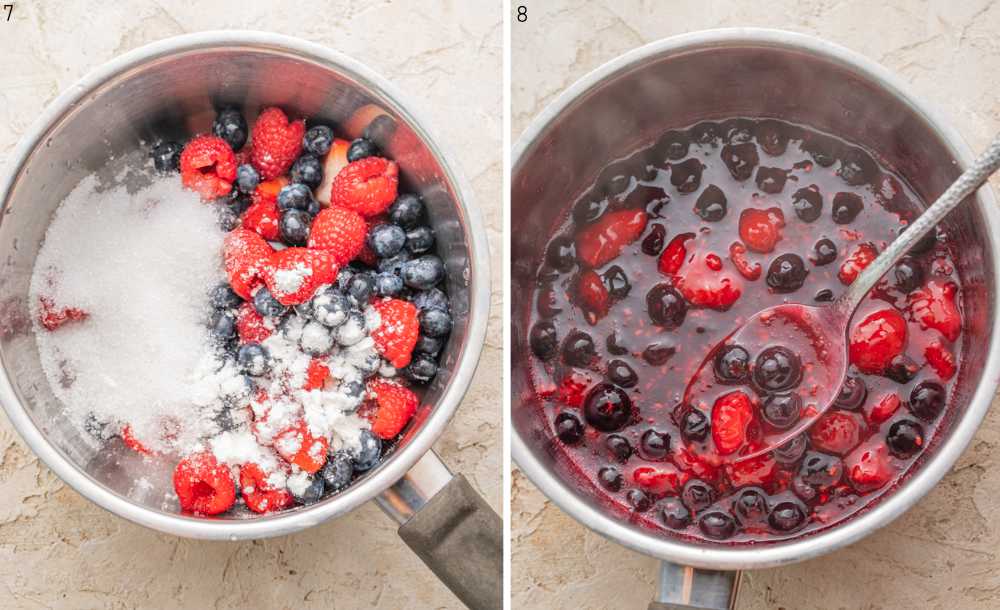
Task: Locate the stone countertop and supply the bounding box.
[512,2,1000,609]
[0,2,500,609]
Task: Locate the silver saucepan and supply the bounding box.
[512,28,1000,609]
[0,31,499,610]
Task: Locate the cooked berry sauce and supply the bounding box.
[525,119,963,543]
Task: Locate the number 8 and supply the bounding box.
[517,5,527,22]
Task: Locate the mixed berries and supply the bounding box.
[42,105,453,517]
[526,119,963,542]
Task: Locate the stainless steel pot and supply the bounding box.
[0,31,499,610]
[511,28,1000,609]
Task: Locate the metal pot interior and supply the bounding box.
[512,40,994,560]
[0,42,476,522]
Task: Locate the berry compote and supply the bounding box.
[525,118,963,543]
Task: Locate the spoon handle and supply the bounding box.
[836,133,1000,316]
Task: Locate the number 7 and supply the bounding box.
[3,4,12,21]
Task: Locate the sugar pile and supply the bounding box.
[31,174,226,452]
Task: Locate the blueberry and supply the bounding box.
[886,354,919,384]
[368,224,407,258]
[682,479,717,513]
[627,489,653,512]
[210,282,242,310]
[216,206,241,231]
[814,288,835,302]
[228,190,253,215]
[209,309,237,343]
[657,130,690,160]
[601,265,630,299]
[347,273,375,305]
[833,376,867,411]
[734,487,769,523]
[812,238,838,266]
[378,251,412,277]
[583,383,632,432]
[670,158,704,193]
[607,359,637,388]
[762,393,802,430]
[291,474,325,505]
[562,330,595,367]
[403,354,438,384]
[773,434,809,465]
[642,224,666,256]
[555,411,585,444]
[415,334,444,357]
[352,430,382,471]
[720,142,759,181]
[753,346,802,392]
[756,120,790,156]
[235,164,260,195]
[713,344,751,383]
[598,466,623,492]
[908,381,946,422]
[402,255,445,290]
[831,192,864,224]
[335,310,367,347]
[278,209,312,246]
[405,226,435,254]
[277,183,314,211]
[887,419,925,458]
[660,497,691,529]
[642,342,676,366]
[252,286,288,317]
[303,125,334,157]
[639,429,670,461]
[347,137,380,162]
[336,267,356,292]
[212,107,248,150]
[802,135,840,167]
[755,166,787,194]
[545,236,576,272]
[605,434,633,462]
[311,288,350,327]
[768,501,806,532]
[357,353,382,380]
[691,122,720,146]
[237,343,270,376]
[572,196,608,224]
[320,451,354,492]
[363,115,397,144]
[699,511,737,540]
[413,287,449,312]
[342,379,366,404]
[151,141,182,173]
[766,253,808,293]
[290,154,323,189]
[694,185,727,221]
[605,330,629,356]
[300,321,335,355]
[529,320,558,360]
[374,272,404,297]
[419,307,452,338]
[838,148,876,186]
[798,451,843,490]
[389,193,424,229]
[792,185,823,223]
[680,409,710,442]
[893,256,924,294]
[723,119,756,144]
[646,284,687,329]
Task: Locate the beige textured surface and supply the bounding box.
[512,2,1000,609]
[0,2,500,609]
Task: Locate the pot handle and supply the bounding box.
[375,450,502,610]
[647,561,742,610]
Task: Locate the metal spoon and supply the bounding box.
[682,133,1000,463]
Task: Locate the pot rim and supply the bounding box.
[0,30,491,540]
[511,27,1000,569]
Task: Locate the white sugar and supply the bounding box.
[31,174,225,453]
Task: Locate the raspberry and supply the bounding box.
[223,228,274,299]
[728,241,762,280]
[632,464,688,495]
[809,411,863,456]
[37,296,87,331]
[121,424,154,455]
[179,135,237,201]
[675,251,742,311]
[907,280,961,342]
[307,205,368,265]
[924,340,956,380]
[173,452,236,515]
[838,242,878,285]
[367,378,419,439]
[711,391,755,456]
[304,358,330,391]
[869,393,901,424]
[557,371,591,408]
[274,421,328,474]
[329,157,400,217]
[738,207,785,254]
[239,463,294,514]
[236,302,272,343]
[725,454,778,489]
[249,107,305,180]
[845,443,893,492]
[658,232,695,276]
[575,209,648,268]
[849,308,907,374]
[262,247,339,306]
[371,298,420,368]
[574,269,609,320]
